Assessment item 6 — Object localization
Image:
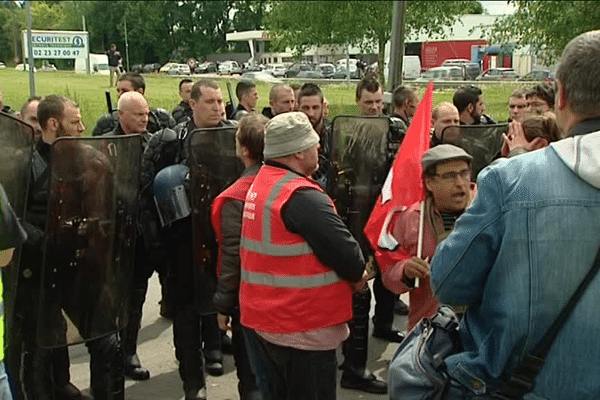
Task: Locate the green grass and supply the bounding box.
[0,68,526,135]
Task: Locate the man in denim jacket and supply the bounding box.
[427,30,600,399]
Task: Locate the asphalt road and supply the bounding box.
[69,274,408,400]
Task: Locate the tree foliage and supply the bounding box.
[0,0,268,66]
[265,1,482,83]
[487,1,600,65]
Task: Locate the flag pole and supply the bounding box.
[415,199,425,288]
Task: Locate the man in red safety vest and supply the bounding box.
[239,112,369,400]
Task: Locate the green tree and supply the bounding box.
[487,1,600,65]
[231,0,267,52]
[266,1,480,84]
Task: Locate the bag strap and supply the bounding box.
[493,244,600,399]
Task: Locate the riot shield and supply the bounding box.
[37,134,142,348]
[188,126,243,310]
[330,116,392,253]
[0,112,33,349]
[441,123,508,180]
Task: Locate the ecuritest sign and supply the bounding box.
[22,30,89,59]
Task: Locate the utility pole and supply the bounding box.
[124,18,130,72]
[26,1,35,97]
[83,15,90,74]
[388,0,407,93]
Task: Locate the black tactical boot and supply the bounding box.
[123,288,150,380]
[88,334,125,400]
[202,314,223,376]
[124,354,150,381]
[341,288,388,394]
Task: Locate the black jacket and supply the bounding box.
[171,101,193,125]
[92,107,175,137]
[142,119,237,311]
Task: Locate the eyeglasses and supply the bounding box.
[434,169,471,182]
[509,104,527,109]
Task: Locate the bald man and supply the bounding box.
[261,84,295,118]
[18,97,43,144]
[117,92,150,135]
[103,91,157,381]
[431,102,460,147]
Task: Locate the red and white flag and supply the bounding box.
[363,82,434,270]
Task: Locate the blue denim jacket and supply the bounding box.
[431,130,600,399]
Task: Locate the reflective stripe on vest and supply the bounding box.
[240,171,313,257]
[240,169,342,289]
[240,269,340,288]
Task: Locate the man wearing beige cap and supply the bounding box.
[239,112,368,399]
[381,145,474,335]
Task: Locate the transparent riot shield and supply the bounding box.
[37,134,142,348]
[330,116,392,253]
[188,126,243,310]
[441,123,508,181]
[0,112,33,349]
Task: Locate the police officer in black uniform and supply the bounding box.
[102,91,166,382]
[19,95,124,400]
[142,80,235,400]
[172,78,194,125]
[92,73,175,137]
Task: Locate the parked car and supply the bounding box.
[517,70,554,82]
[167,63,191,76]
[331,67,359,80]
[316,63,335,78]
[195,61,217,74]
[160,62,177,73]
[131,64,143,73]
[475,68,519,81]
[40,63,57,71]
[241,71,283,84]
[15,64,37,72]
[442,59,480,80]
[442,58,471,67]
[242,63,262,73]
[264,64,286,77]
[285,62,312,78]
[218,60,242,75]
[418,66,464,81]
[143,63,161,73]
[296,70,323,79]
[0,62,5,69]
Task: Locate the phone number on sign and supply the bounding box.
[32,49,80,57]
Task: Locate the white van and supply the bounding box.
[75,53,110,74]
[382,41,421,80]
[335,58,359,74]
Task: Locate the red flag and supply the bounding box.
[363,82,433,257]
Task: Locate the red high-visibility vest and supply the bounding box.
[239,165,353,333]
[211,173,257,277]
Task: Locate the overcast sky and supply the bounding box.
[480,1,517,15]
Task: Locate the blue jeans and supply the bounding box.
[0,363,13,400]
[242,328,271,400]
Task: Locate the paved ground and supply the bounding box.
[69,274,408,399]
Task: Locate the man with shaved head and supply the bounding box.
[262,84,295,118]
[93,72,175,136]
[116,91,150,136]
[18,97,43,144]
[103,90,156,381]
[431,102,461,146]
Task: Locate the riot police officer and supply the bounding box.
[18,95,127,400]
[142,80,236,400]
[92,73,175,136]
[172,79,194,125]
